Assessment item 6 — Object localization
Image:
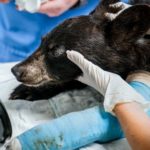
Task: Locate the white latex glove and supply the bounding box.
[16,0,48,13]
[67,50,150,115]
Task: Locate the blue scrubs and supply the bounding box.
[0,0,100,62]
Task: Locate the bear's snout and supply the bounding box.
[11,65,25,82]
[11,59,55,86]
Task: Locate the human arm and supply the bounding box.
[15,0,80,14]
[67,50,150,150]
[114,102,150,150]
[114,71,150,150]
[0,0,9,3]
[38,0,79,17]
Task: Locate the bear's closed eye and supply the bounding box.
[48,45,66,57]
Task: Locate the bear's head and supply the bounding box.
[11,0,150,87]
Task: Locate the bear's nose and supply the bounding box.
[11,66,24,81]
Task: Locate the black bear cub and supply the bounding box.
[10,0,150,101]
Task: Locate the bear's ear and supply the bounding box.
[106,5,150,44]
[91,0,121,23]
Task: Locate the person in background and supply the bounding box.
[0,0,99,62]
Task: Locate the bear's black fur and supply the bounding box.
[10,0,150,101]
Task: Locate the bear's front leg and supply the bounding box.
[9,81,86,101]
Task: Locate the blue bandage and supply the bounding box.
[16,81,150,150]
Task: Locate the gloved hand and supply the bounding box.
[16,0,48,13]
[67,50,150,115]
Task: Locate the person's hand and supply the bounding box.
[38,0,79,17]
[0,0,9,3]
[67,50,149,115]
